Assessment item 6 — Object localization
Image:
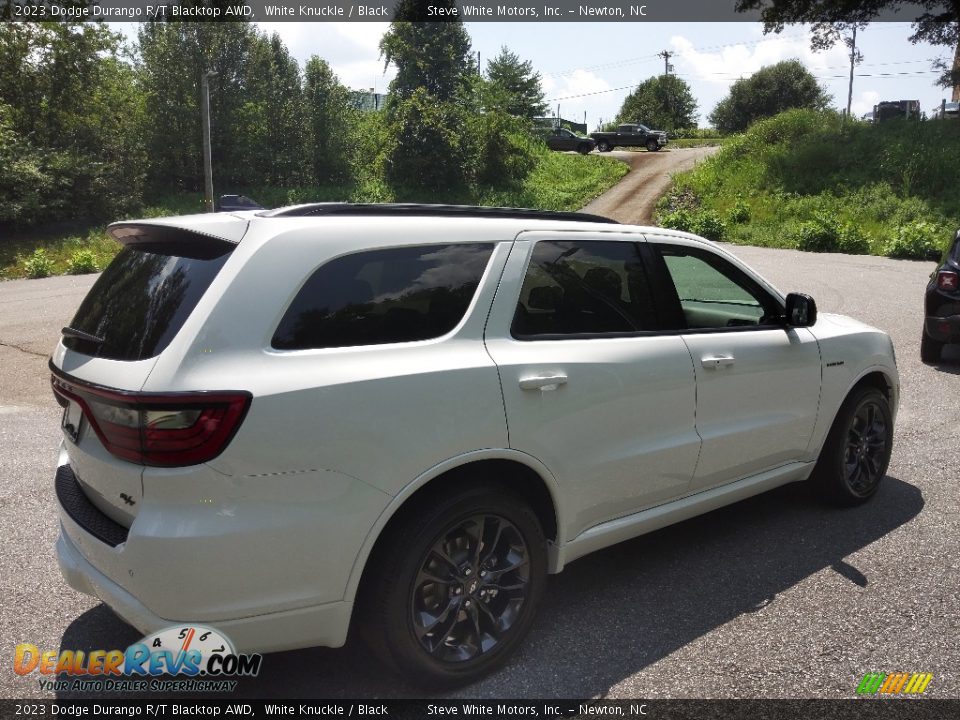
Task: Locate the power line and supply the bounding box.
[546,69,942,102]
[544,31,811,78]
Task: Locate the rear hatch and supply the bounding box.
[51,215,248,526]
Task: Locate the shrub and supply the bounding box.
[384,89,471,193]
[885,221,946,259]
[658,208,695,232]
[727,198,751,224]
[691,211,727,241]
[837,224,871,255]
[67,249,98,274]
[23,248,54,279]
[473,111,536,186]
[794,213,841,252]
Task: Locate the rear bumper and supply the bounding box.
[53,451,389,653]
[924,315,960,343]
[57,527,353,653]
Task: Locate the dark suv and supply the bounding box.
[922,229,960,363]
[539,127,595,154]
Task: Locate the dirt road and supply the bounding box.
[582,146,720,224]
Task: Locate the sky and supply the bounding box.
[253,21,955,129]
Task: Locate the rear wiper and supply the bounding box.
[61,327,105,345]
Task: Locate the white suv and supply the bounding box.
[51,204,898,686]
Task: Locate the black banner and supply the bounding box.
[0,0,952,23]
[2,700,960,720]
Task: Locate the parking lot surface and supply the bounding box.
[0,245,957,699]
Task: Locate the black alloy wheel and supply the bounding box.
[842,398,889,498]
[360,484,546,686]
[813,387,892,506]
[411,514,531,662]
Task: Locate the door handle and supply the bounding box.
[519,374,568,391]
[701,355,735,369]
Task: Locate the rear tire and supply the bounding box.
[596,140,611,152]
[812,387,892,507]
[921,330,943,363]
[359,484,547,687]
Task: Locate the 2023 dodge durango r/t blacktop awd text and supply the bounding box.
[51,204,898,686]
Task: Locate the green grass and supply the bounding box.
[1,149,627,280]
[668,138,729,148]
[656,109,960,259]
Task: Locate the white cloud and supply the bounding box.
[257,22,394,92]
[541,69,614,126]
[851,90,880,118]
[669,31,848,86]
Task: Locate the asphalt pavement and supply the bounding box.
[0,245,957,700]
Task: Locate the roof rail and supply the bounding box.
[258,202,619,224]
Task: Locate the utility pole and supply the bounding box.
[846,26,858,120]
[201,70,218,213]
[658,50,673,76]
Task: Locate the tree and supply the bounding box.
[708,60,831,134]
[735,0,960,100]
[137,22,263,193]
[485,46,547,119]
[379,0,474,104]
[303,57,354,184]
[616,75,698,131]
[379,0,477,191]
[0,22,145,226]
[242,33,306,187]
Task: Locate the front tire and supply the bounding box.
[646,139,660,152]
[812,386,892,507]
[596,140,611,152]
[921,330,943,363]
[577,143,592,155]
[359,484,547,687]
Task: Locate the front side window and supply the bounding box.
[511,240,657,338]
[272,243,494,350]
[655,245,781,330]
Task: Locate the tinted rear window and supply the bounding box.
[272,244,494,350]
[64,245,232,361]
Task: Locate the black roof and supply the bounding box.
[259,203,619,225]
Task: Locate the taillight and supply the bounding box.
[51,374,250,467]
[937,270,959,291]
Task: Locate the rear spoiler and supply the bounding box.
[107,214,250,253]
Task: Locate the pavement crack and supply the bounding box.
[0,339,48,358]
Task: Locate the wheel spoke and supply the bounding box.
[475,598,503,638]
[429,546,460,575]
[487,556,528,580]
[479,517,505,568]
[464,516,484,566]
[415,600,458,645]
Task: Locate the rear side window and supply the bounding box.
[272,244,494,350]
[511,240,657,338]
[64,244,232,361]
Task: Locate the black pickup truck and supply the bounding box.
[591,123,668,152]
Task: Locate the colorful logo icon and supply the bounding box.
[856,672,933,695]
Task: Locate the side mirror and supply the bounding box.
[785,293,817,327]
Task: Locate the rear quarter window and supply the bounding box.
[64,244,232,361]
[272,243,494,350]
